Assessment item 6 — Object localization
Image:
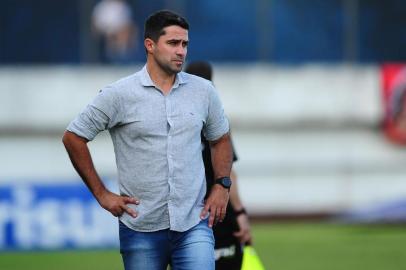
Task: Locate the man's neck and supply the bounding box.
[146,61,176,95]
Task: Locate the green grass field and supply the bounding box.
[1,222,406,270]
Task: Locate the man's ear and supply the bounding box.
[144,38,154,53]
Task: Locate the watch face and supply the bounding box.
[215,177,232,189]
[222,177,232,187]
[219,177,232,188]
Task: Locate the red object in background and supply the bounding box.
[382,63,406,144]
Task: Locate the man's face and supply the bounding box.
[152,25,188,75]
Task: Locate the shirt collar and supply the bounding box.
[140,65,155,87]
[174,71,188,89]
[140,65,188,89]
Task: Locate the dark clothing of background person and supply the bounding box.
[202,134,243,269]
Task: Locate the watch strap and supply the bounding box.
[234,207,247,217]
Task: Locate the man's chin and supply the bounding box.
[160,62,183,75]
[172,65,183,74]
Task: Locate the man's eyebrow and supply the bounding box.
[167,39,189,43]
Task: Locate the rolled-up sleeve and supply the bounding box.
[203,84,230,141]
[67,85,119,141]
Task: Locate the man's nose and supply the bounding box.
[176,45,186,56]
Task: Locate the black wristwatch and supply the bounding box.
[214,176,232,190]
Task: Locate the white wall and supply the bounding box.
[0,64,382,130]
[215,64,382,127]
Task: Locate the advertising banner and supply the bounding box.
[382,63,406,144]
[381,63,406,145]
[0,181,119,250]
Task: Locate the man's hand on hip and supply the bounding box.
[98,190,139,218]
[200,185,229,227]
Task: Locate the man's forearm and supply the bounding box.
[209,133,233,179]
[62,131,139,218]
[62,131,107,201]
[201,132,233,227]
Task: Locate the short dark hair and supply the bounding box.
[185,61,213,81]
[144,10,189,42]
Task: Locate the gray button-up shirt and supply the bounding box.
[67,66,229,232]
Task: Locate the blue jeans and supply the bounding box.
[119,219,215,270]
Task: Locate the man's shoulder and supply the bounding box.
[111,71,141,90]
[181,72,213,88]
[98,70,143,98]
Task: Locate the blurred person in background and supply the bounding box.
[63,10,233,270]
[91,0,139,64]
[185,61,252,270]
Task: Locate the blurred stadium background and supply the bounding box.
[1,0,406,269]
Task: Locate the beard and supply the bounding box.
[155,56,184,76]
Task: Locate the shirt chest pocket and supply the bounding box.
[171,110,203,132]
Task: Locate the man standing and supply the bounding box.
[62,10,233,270]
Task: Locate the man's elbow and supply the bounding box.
[62,131,87,148]
[62,130,71,147]
[209,132,230,146]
